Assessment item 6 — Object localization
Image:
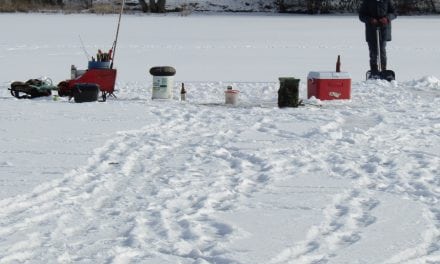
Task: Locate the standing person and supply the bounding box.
[359,0,396,76]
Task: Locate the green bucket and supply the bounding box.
[278,77,300,108]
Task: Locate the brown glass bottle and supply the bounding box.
[180,83,186,101]
[336,55,341,72]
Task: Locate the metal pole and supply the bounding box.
[111,0,126,69]
[376,27,381,72]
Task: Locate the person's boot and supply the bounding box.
[370,63,380,79]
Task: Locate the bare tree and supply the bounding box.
[148,0,165,13]
[82,0,92,9]
[139,0,165,13]
[138,0,149,12]
[307,0,330,13]
[428,0,437,12]
[277,0,287,12]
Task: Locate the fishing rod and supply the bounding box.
[78,35,92,61]
[110,0,126,69]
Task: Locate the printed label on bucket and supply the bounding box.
[152,76,174,99]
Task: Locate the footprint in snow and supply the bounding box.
[0,161,12,167]
[355,212,377,227]
[339,233,361,245]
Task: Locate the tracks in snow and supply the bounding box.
[271,80,440,263]
[0,103,280,263]
[0,80,438,263]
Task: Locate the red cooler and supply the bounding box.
[307,71,351,100]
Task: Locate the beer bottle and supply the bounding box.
[336,55,341,72]
[180,83,186,101]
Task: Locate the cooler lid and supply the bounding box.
[307,71,350,79]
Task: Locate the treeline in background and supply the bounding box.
[0,0,438,14]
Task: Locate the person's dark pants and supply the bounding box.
[368,40,387,72]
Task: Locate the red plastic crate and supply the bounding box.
[307,71,351,100]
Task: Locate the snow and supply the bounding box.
[0,13,439,264]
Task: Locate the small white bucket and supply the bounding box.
[225,90,239,105]
[152,76,174,99]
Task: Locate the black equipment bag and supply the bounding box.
[72,83,100,103]
[278,77,302,108]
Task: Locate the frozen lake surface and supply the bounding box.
[0,13,439,264]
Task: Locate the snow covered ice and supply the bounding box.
[0,13,439,264]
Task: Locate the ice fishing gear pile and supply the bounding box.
[94,49,112,63]
[9,0,125,103]
[56,0,125,102]
[9,78,57,99]
[57,48,117,102]
[7,0,395,105]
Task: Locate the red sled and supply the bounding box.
[58,61,117,101]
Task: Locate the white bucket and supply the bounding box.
[225,90,239,105]
[152,76,174,99]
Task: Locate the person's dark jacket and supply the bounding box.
[359,0,396,42]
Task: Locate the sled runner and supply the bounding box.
[366,28,395,82]
[9,78,57,99]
